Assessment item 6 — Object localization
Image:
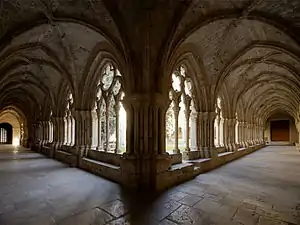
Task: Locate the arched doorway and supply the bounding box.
[0,107,26,146]
[0,123,13,144]
[271,120,290,142]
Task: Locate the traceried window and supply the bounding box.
[0,128,7,143]
[214,97,224,147]
[165,65,197,153]
[91,63,126,153]
[64,93,75,146]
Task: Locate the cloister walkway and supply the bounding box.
[0,145,299,225]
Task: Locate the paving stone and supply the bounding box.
[178,194,203,206]
[258,216,288,225]
[167,191,188,201]
[58,208,113,225]
[150,199,182,221]
[99,199,128,218]
[167,205,208,225]
[233,208,260,225]
[105,215,131,225]
[0,145,299,225]
[159,218,179,225]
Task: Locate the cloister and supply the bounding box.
[0,1,300,224]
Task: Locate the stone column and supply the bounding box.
[219,117,224,147]
[254,123,258,144]
[173,105,180,154]
[239,122,244,147]
[190,112,197,150]
[223,118,229,150]
[208,112,217,158]
[183,111,200,160]
[199,112,217,158]
[249,123,253,145]
[65,117,69,145]
[43,121,49,144]
[40,121,45,145]
[229,118,237,151]
[73,110,92,160]
[260,123,265,144]
[121,93,172,189]
[91,111,98,149]
[68,117,72,145]
[104,100,110,152]
[202,112,209,157]
[198,112,204,157]
[49,117,65,157]
[242,122,247,147]
[53,117,65,148]
[37,121,43,149]
[184,95,191,152]
[247,122,251,145]
[114,101,121,153]
[251,123,255,145]
[216,116,220,147]
[96,108,102,150]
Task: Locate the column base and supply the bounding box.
[202,147,218,159]
[120,153,172,190]
[96,146,103,151]
[173,149,181,154]
[230,143,238,152]
[182,150,201,160]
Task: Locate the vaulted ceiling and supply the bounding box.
[0,0,300,124]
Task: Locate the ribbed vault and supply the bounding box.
[0,0,300,146]
[166,4,300,126]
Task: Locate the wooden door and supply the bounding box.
[271,120,290,141]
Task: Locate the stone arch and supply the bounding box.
[79,41,129,110]
[164,43,209,111]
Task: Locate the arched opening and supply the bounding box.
[265,113,296,145]
[0,108,25,146]
[214,97,224,147]
[92,63,127,154]
[0,123,12,144]
[165,65,196,154]
[235,113,239,144]
[64,93,75,146]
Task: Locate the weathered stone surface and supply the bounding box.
[1,0,300,193]
[0,145,299,225]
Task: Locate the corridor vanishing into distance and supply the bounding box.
[0,145,299,225]
[1,1,300,225]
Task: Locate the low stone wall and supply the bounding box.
[54,145,78,167]
[55,150,77,167]
[57,145,77,155]
[80,158,121,183]
[155,163,201,191]
[182,150,202,160]
[41,145,54,158]
[169,153,182,165]
[216,147,226,154]
[31,142,266,191]
[191,144,266,173]
[87,150,121,166]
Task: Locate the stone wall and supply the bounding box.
[87,150,122,166]
[265,114,298,145]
